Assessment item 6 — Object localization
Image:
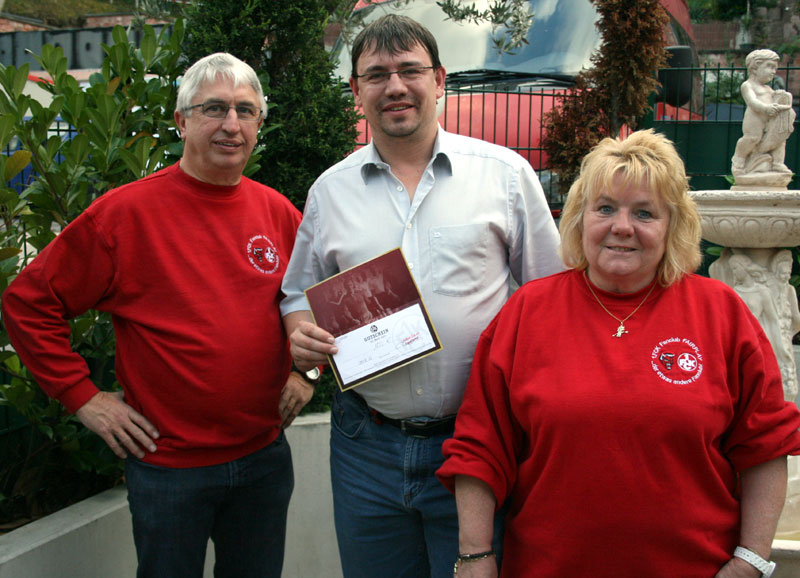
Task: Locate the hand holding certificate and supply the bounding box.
[304,248,441,390]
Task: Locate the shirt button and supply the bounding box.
[416,388,424,395]
[397,185,404,192]
[406,223,412,230]
[408,262,414,270]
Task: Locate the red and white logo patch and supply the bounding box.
[650,337,704,385]
[247,234,279,274]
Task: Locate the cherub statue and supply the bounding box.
[731,49,795,182]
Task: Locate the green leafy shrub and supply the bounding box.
[0,22,185,526]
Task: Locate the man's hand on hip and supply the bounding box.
[75,391,159,459]
[279,372,316,429]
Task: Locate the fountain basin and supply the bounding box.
[689,189,800,248]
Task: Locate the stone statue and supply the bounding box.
[731,49,796,188]
[729,253,782,341]
[769,250,800,400]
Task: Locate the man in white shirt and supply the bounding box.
[280,14,563,578]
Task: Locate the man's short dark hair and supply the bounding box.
[351,14,441,77]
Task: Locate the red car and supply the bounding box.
[333,0,697,201]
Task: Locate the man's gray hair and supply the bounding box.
[177,53,266,119]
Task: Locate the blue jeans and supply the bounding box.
[330,391,504,578]
[125,432,293,578]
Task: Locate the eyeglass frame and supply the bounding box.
[352,66,437,86]
[182,100,264,122]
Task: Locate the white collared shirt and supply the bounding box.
[281,127,564,418]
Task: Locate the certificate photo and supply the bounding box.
[304,248,441,390]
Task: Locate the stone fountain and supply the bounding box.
[689,49,800,537]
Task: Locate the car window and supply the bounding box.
[332,0,602,81]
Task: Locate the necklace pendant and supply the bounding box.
[613,323,628,338]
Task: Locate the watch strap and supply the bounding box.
[733,546,776,578]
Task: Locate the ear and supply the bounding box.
[174,109,187,139]
[434,66,446,100]
[350,77,362,108]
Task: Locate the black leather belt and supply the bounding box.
[370,409,456,438]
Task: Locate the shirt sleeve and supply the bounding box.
[1,210,116,413]
[508,162,565,285]
[280,191,321,316]
[437,307,525,508]
[722,308,800,471]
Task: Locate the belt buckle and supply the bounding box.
[400,420,428,439]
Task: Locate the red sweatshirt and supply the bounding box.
[438,269,800,577]
[1,163,301,468]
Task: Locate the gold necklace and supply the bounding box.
[583,271,657,338]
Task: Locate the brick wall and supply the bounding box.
[693,21,740,52]
[0,16,47,33]
[84,14,168,28]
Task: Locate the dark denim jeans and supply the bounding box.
[125,431,293,578]
[329,391,504,578]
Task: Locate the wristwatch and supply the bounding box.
[733,546,776,578]
[292,364,322,386]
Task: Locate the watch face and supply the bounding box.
[306,367,321,380]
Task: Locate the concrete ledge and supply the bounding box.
[773,540,800,578]
[0,485,136,578]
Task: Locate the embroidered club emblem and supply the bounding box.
[247,235,279,274]
[650,337,704,385]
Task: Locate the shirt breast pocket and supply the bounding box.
[429,223,489,297]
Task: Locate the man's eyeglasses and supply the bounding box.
[183,102,262,122]
[353,66,436,86]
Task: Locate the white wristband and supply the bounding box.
[733,546,776,578]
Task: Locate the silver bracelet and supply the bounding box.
[453,550,495,575]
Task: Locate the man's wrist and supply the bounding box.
[292,363,322,386]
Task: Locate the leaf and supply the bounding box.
[0,247,21,261]
[0,114,15,148]
[11,63,30,98]
[106,76,121,95]
[63,134,89,167]
[116,147,143,178]
[71,316,94,340]
[3,150,31,182]
[140,26,157,68]
[111,25,129,47]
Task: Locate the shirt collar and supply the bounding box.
[359,126,453,183]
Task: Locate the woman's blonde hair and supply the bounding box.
[559,129,701,286]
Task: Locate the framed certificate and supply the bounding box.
[304,248,442,391]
